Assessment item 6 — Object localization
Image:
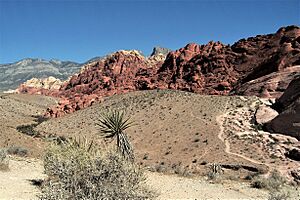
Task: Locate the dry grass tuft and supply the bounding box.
[251,170,286,191]
[39,139,156,200]
[7,146,28,157]
[268,191,290,200]
[0,148,9,171]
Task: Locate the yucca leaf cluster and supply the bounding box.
[97,110,135,160]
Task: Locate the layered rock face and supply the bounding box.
[17,25,300,118]
[157,42,238,94]
[266,76,300,140]
[233,25,300,97]
[17,76,63,94]
[44,50,166,117]
[157,25,300,96]
[233,66,300,98]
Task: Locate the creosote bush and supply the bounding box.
[39,139,156,200]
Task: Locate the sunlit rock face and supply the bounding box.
[16,26,300,117]
[266,75,300,140]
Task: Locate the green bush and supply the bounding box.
[39,141,156,200]
[97,110,135,160]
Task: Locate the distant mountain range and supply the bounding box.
[0,58,81,92]
[0,47,171,92]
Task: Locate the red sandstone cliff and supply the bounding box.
[16,25,300,118]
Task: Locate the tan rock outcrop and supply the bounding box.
[255,105,279,125]
[266,75,300,140]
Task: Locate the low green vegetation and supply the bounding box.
[39,138,156,199]
[268,191,290,200]
[251,170,292,199]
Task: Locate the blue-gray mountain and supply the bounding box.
[0,58,81,92]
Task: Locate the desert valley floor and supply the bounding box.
[0,90,299,199]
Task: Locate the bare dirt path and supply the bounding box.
[0,156,45,200]
[146,172,268,199]
[216,114,267,167]
[216,99,270,173]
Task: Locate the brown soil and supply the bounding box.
[0,93,57,157]
[0,90,299,199]
[33,90,299,178]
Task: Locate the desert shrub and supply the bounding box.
[251,177,268,189]
[244,172,260,181]
[268,191,290,200]
[7,146,28,157]
[39,140,156,200]
[251,170,286,191]
[0,148,9,171]
[16,124,40,137]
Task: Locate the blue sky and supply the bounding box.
[0,0,299,64]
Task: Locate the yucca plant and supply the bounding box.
[97,110,135,160]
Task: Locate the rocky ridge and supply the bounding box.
[0,58,81,92]
[16,26,300,121]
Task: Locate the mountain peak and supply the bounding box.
[150,46,171,57]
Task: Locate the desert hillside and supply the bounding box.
[0,93,57,157]
[0,91,299,199]
[33,90,299,178]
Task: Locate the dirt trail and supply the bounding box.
[0,156,45,200]
[216,99,270,173]
[147,172,268,199]
[217,114,268,167]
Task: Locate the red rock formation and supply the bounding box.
[157,42,238,94]
[233,66,300,98]
[157,26,300,96]
[266,75,300,140]
[232,25,300,95]
[43,50,164,117]
[16,25,300,117]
